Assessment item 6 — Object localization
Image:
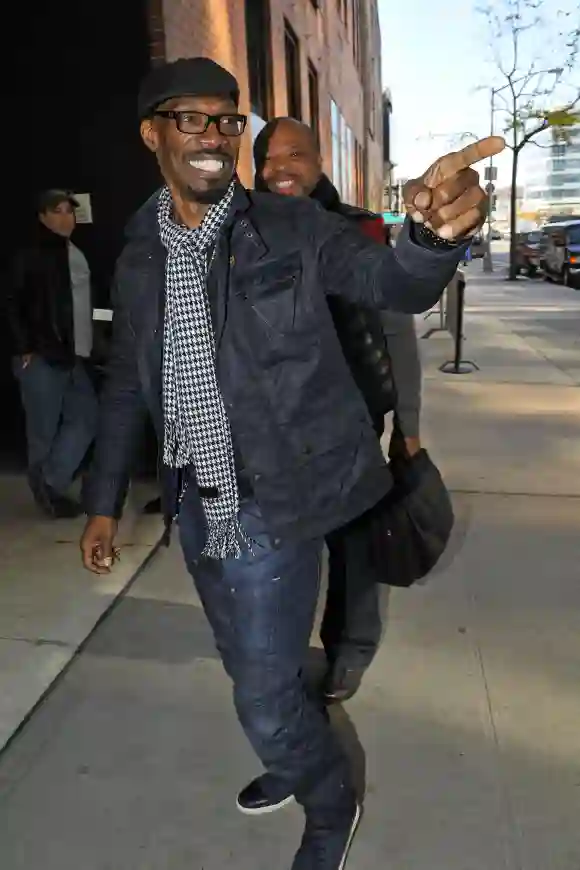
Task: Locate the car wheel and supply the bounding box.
[562,266,570,287]
[526,264,537,278]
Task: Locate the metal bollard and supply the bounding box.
[421,290,447,339]
[439,271,479,374]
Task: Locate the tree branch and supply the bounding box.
[516,121,548,150]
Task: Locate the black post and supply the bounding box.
[439,275,479,374]
[421,291,446,339]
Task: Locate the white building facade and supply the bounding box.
[521,124,580,222]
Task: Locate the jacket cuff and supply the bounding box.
[83,475,129,519]
[394,218,468,279]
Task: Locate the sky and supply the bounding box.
[378,0,580,188]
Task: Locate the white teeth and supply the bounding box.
[276,180,294,188]
[189,158,224,172]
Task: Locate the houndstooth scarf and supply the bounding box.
[157,182,242,559]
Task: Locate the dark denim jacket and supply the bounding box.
[85,184,464,558]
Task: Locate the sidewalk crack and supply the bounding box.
[474,637,525,870]
[0,635,72,649]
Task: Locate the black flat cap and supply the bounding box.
[138,57,240,119]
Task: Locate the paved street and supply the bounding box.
[465,250,580,377]
[463,249,580,391]
[1,268,580,870]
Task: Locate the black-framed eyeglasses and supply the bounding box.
[154,110,247,137]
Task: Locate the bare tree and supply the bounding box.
[477,0,580,279]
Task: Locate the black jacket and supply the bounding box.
[85,183,464,558]
[311,176,421,432]
[4,222,90,366]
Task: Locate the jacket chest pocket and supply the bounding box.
[237,255,315,337]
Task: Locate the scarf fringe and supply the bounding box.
[202,515,253,560]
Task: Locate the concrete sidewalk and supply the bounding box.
[0,477,162,752]
[0,271,579,869]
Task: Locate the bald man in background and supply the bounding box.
[253,117,422,707]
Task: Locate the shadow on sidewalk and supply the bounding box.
[87,591,370,801]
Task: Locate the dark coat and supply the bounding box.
[310,175,412,425]
[4,223,89,366]
[85,183,463,558]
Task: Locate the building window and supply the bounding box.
[340,119,349,200]
[331,100,342,196]
[284,20,302,120]
[245,0,273,122]
[352,0,361,67]
[330,98,358,204]
[354,141,361,203]
[357,141,364,204]
[346,127,355,204]
[308,62,320,145]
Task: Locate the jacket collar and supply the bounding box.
[309,174,377,222]
[309,174,343,212]
[125,176,252,244]
[31,220,70,249]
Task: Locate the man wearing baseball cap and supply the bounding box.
[6,188,97,517]
[81,56,503,867]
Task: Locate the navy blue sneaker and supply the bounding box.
[237,709,331,815]
[236,773,295,815]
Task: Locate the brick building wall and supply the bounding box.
[361,0,384,213]
[148,0,383,208]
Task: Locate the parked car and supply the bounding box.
[491,228,502,240]
[469,232,486,258]
[514,230,543,277]
[541,219,580,288]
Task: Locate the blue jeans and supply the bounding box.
[179,495,355,812]
[13,355,97,494]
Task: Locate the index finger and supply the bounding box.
[437,136,506,180]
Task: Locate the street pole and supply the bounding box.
[483,88,495,273]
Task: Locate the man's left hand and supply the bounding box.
[403,136,506,241]
[389,432,421,459]
[403,436,421,457]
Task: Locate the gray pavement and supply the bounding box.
[0,477,162,752]
[1,268,580,870]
